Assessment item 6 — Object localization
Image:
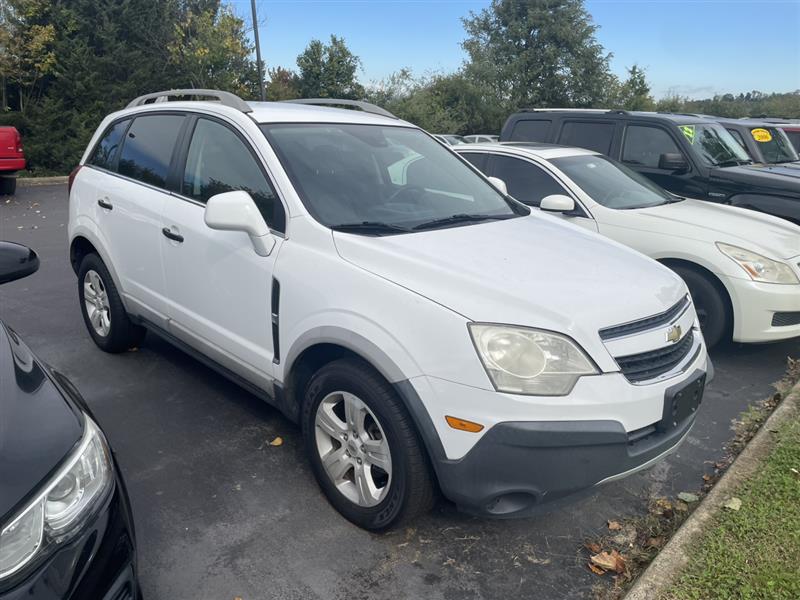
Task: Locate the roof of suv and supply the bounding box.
[512,109,712,125]
[114,98,408,127]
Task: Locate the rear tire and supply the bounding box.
[671,265,728,348]
[78,253,146,353]
[0,177,16,195]
[302,358,435,531]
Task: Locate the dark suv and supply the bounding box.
[707,117,800,165]
[500,110,800,224]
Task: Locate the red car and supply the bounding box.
[0,126,26,195]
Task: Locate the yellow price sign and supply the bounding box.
[751,128,773,143]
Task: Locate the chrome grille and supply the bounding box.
[599,296,690,341]
[615,331,695,383]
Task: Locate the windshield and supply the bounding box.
[750,127,799,164]
[678,123,751,167]
[551,154,675,210]
[261,123,522,232]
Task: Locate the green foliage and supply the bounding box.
[656,90,800,119]
[296,35,364,99]
[615,65,655,111]
[664,413,800,600]
[462,0,617,112]
[265,67,301,101]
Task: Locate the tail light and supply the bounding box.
[15,130,23,154]
[68,165,82,194]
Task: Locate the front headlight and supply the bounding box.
[717,242,799,284]
[469,324,598,395]
[0,418,112,581]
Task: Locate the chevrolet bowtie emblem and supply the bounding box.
[666,324,682,343]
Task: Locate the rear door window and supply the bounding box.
[118,114,185,188]
[509,120,551,142]
[89,120,130,171]
[622,125,685,168]
[490,155,569,207]
[182,118,286,232]
[459,152,489,172]
[558,121,616,154]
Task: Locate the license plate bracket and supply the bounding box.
[659,370,706,432]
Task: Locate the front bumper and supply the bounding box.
[0,476,139,600]
[726,275,800,342]
[397,349,710,517]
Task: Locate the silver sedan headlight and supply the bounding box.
[717,242,799,284]
[0,417,113,580]
[469,324,598,395]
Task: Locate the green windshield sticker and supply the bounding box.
[679,125,695,143]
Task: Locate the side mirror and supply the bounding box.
[658,153,689,173]
[0,242,40,284]
[487,176,508,195]
[204,190,276,257]
[539,194,576,213]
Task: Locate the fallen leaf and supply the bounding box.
[678,492,699,503]
[646,536,665,549]
[269,436,283,446]
[675,500,689,512]
[607,520,622,531]
[584,541,602,554]
[791,468,799,479]
[588,562,606,576]
[591,550,625,574]
[723,497,742,511]
[702,474,712,482]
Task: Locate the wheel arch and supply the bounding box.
[69,224,125,301]
[657,257,735,335]
[280,335,447,481]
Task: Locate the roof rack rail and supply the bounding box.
[127,89,252,113]
[281,98,397,119]
[517,108,621,114]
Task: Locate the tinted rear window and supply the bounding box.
[89,120,130,171]
[558,121,616,154]
[509,120,551,142]
[459,152,488,172]
[118,114,185,188]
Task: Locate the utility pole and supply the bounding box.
[251,0,266,101]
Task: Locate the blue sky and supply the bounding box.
[230,0,800,99]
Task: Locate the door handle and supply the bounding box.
[97,199,113,210]
[162,227,184,243]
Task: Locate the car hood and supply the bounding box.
[612,199,800,260]
[711,163,800,194]
[0,323,83,523]
[333,215,686,348]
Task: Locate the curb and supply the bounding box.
[17,176,68,187]
[625,379,800,600]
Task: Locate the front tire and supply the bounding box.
[671,265,728,348]
[78,253,146,353]
[0,177,16,196]
[302,358,435,530]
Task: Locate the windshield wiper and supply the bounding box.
[716,158,752,167]
[330,221,411,235]
[664,196,685,204]
[412,213,515,231]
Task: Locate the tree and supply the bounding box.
[265,67,300,100]
[462,0,616,111]
[617,65,655,110]
[166,1,259,98]
[296,35,364,99]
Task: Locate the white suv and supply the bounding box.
[68,90,711,530]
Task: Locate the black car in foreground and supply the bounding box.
[500,109,800,224]
[0,242,139,600]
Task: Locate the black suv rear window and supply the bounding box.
[558,121,616,154]
[118,114,185,188]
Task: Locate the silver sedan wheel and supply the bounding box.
[83,270,111,337]
[314,391,392,507]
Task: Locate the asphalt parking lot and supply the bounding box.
[2,183,798,600]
